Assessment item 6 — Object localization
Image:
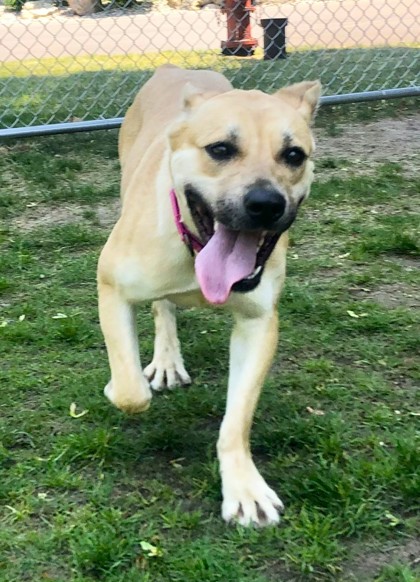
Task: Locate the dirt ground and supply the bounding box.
[343,538,420,581]
[315,114,420,179]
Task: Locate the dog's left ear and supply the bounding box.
[274,80,321,123]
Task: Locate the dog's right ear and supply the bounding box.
[170,84,221,149]
[182,83,207,111]
[182,83,221,112]
[168,85,202,149]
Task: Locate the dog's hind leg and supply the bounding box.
[218,310,284,527]
[144,300,191,391]
[98,281,152,413]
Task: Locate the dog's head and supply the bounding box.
[168,80,321,304]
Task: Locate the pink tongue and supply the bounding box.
[195,224,259,304]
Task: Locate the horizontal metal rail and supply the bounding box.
[1,86,418,140]
[320,86,420,105]
[0,118,124,139]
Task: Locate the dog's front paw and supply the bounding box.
[144,356,191,391]
[104,381,152,413]
[220,456,284,527]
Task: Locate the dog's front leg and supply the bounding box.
[218,310,284,526]
[144,300,191,391]
[98,281,152,413]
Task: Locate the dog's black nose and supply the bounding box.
[244,187,286,228]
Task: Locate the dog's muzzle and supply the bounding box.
[182,183,299,303]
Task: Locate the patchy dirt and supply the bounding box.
[315,115,420,180]
[94,201,122,227]
[388,256,420,271]
[349,282,420,309]
[342,538,420,581]
[12,200,121,231]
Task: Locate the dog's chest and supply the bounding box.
[114,255,201,303]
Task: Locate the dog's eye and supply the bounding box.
[205,142,238,162]
[282,147,307,167]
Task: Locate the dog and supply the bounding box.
[97,64,321,527]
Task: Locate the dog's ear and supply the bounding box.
[274,80,321,123]
[182,83,207,111]
[168,85,211,149]
[182,83,222,112]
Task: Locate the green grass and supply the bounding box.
[1,46,418,129]
[0,104,419,581]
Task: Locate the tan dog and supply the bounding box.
[97,65,321,527]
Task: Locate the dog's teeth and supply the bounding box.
[245,265,262,281]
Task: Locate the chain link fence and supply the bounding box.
[0,0,419,137]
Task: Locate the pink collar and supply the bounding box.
[170,188,204,256]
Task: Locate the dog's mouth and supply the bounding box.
[186,188,288,305]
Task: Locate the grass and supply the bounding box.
[0,101,419,581]
[1,46,419,129]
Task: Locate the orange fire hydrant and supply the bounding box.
[221,0,258,57]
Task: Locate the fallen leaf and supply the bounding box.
[347,310,359,318]
[170,457,185,469]
[18,314,26,322]
[306,406,325,416]
[140,541,163,557]
[384,511,401,527]
[69,402,88,418]
[52,313,67,319]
